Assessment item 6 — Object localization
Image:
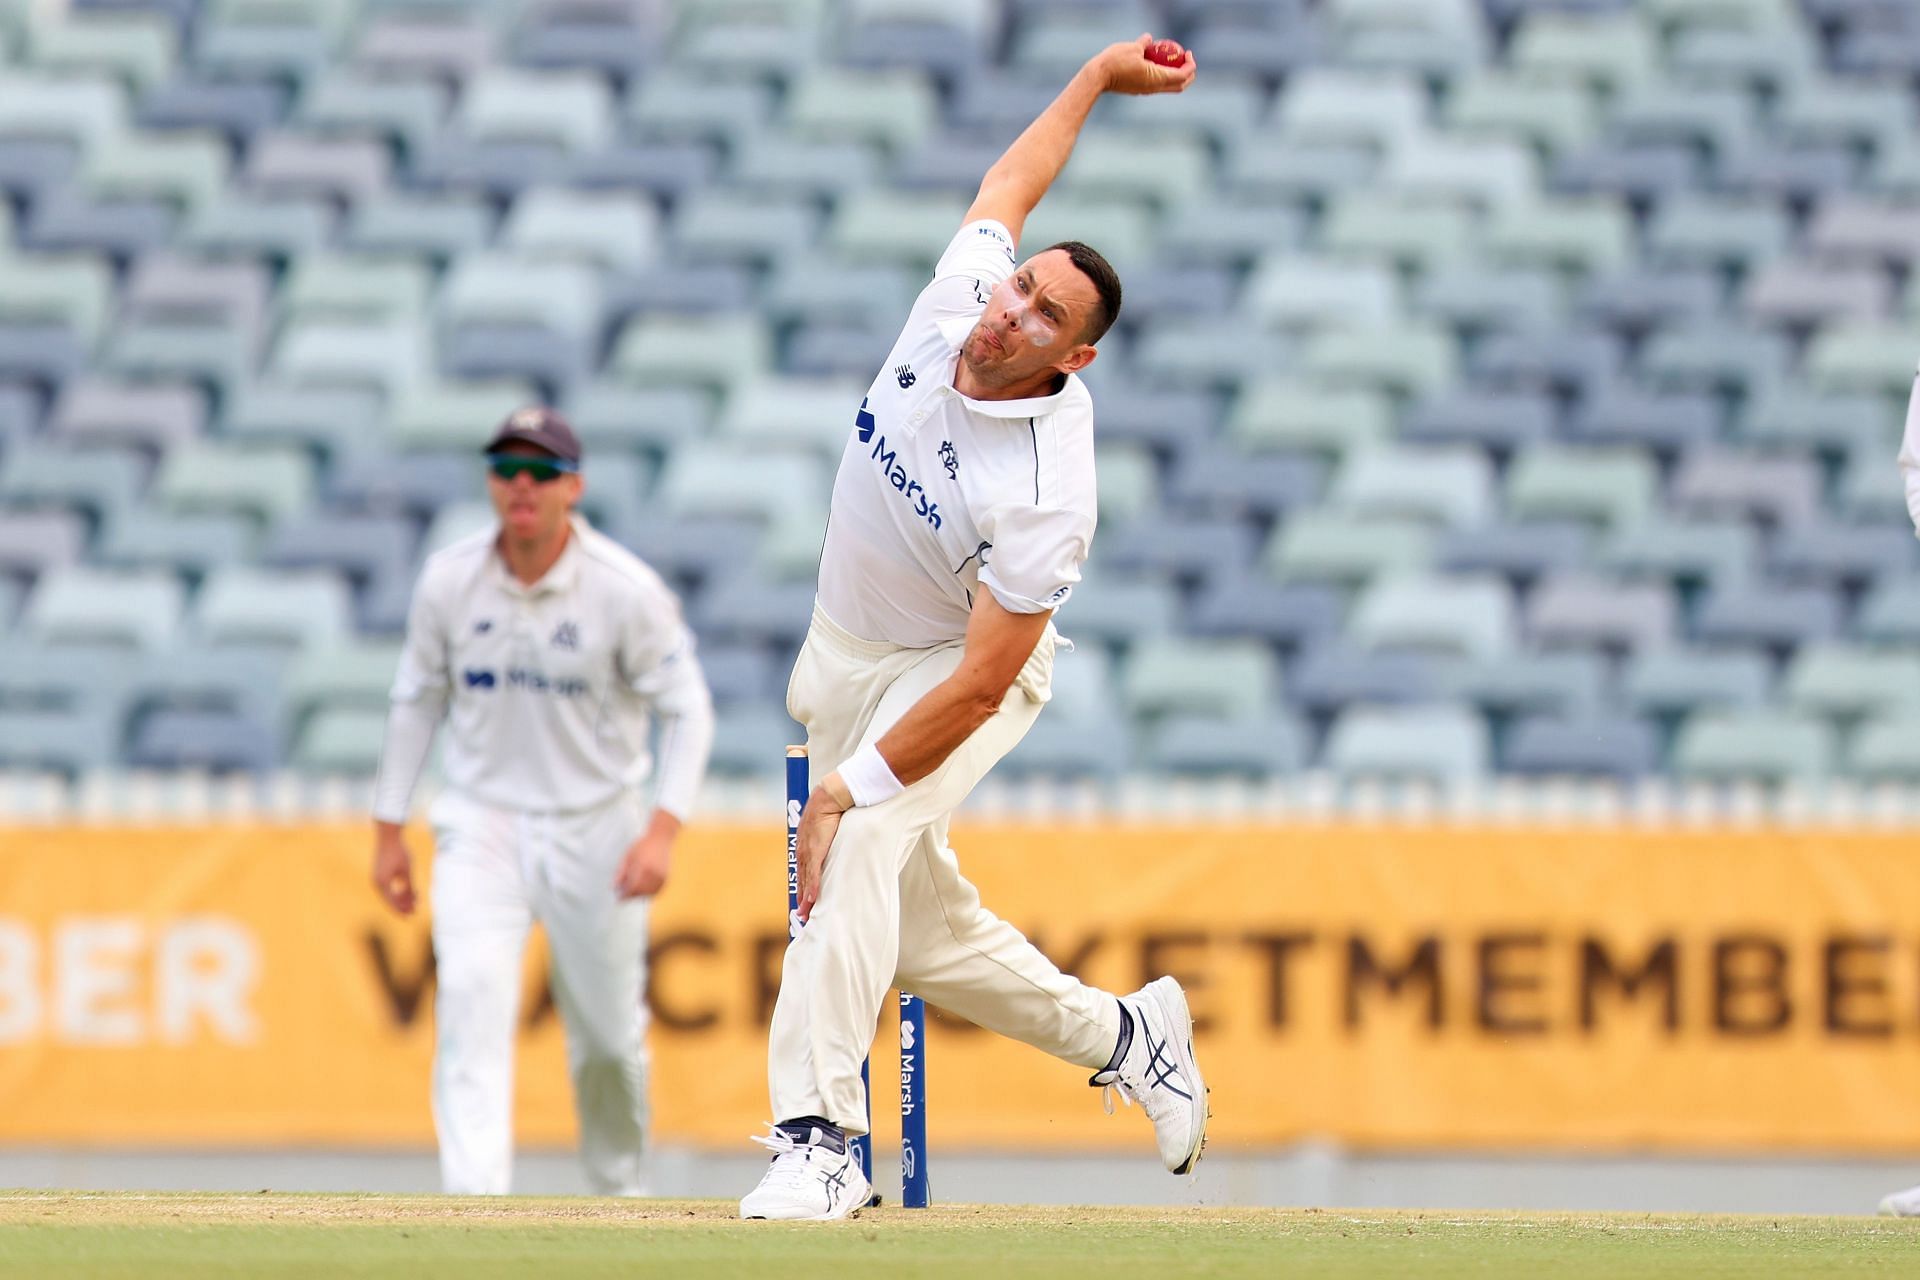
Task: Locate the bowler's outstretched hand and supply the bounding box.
[1098,34,1198,96]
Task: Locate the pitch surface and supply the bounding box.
[2,1191,1917,1277]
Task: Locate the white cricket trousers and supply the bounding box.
[769,603,1121,1135]
[428,787,651,1195]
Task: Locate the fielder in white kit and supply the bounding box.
[1881,366,1920,1217]
[371,408,715,1196]
[740,38,1207,1221]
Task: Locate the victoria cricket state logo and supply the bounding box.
[895,363,916,389]
[939,440,959,479]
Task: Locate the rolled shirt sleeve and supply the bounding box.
[977,502,1094,615]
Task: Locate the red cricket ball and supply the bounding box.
[1145,39,1187,68]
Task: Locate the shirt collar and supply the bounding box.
[491,516,585,597]
[933,314,1080,419]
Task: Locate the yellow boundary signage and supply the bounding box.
[2,822,1918,1151]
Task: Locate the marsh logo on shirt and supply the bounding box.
[462,669,497,690]
[855,396,876,443]
[868,434,943,531]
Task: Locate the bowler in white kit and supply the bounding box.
[371,408,714,1196]
[740,37,1208,1221]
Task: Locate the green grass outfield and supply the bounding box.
[2,1192,1918,1279]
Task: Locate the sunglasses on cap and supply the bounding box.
[486,453,579,483]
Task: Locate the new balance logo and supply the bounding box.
[855,396,876,443]
[473,619,492,635]
[895,364,916,389]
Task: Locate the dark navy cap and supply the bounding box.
[483,406,582,463]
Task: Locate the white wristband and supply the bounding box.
[839,743,905,807]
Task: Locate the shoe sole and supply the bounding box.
[1146,976,1210,1176]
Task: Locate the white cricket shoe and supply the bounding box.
[1878,1183,1920,1216]
[1091,975,1210,1175]
[738,1122,872,1221]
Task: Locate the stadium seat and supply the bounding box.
[195,567,353,649]
[1144,714,1306,777]
[1507,447,1657,528]
[283,252,432,323]
[289,706,388,773]
[0,706,120,775]
[1622,647,1773,718]
[1100,517,1259,584]
[223,382,384,459]
[1597,520,1757,587]
[1673,710,1835,782]
[1189,575,1345,651]
[1445,69,1596,156]
[345,194,494,260]
[1060,575,1180,650]
[1415,271,1564,339]
[0,443,145,530]
[997,711,1131,779]
[1770,524,1916,586]
[656,444,827,526]
[1325,703,1490,783]
[1437,522,1594,586]
[1229,378,1393,458]
[48,378,204,451]
[1848,718,1920,781]
[1446,651,1606,719]
[94,509,254,578]
[1268,513,1434,585]
[716,377,867,456]
[153,443,315,526]
[1301,324,1458,397]
[245,130,389,202]
[127,707,280,773]
[23,565,185,650]
[1569,388,1719,457]
[1245,255,1403,331]
[1350,574,1515,659]
[297,69,446,154]
[1528,574,1676,651]
[1693,583,1842,651]
[1784,646,1920,720]
[608,314,771,393]
[1473,329,1623,399]
[1120,638,1279,721]
[0,510,87,579]
[1503,716,1660,779]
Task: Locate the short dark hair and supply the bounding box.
[1045,240,1122,345]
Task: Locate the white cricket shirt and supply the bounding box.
[815,219,1100,647]
[1898,361,1920,536]
[372,517,714,821]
